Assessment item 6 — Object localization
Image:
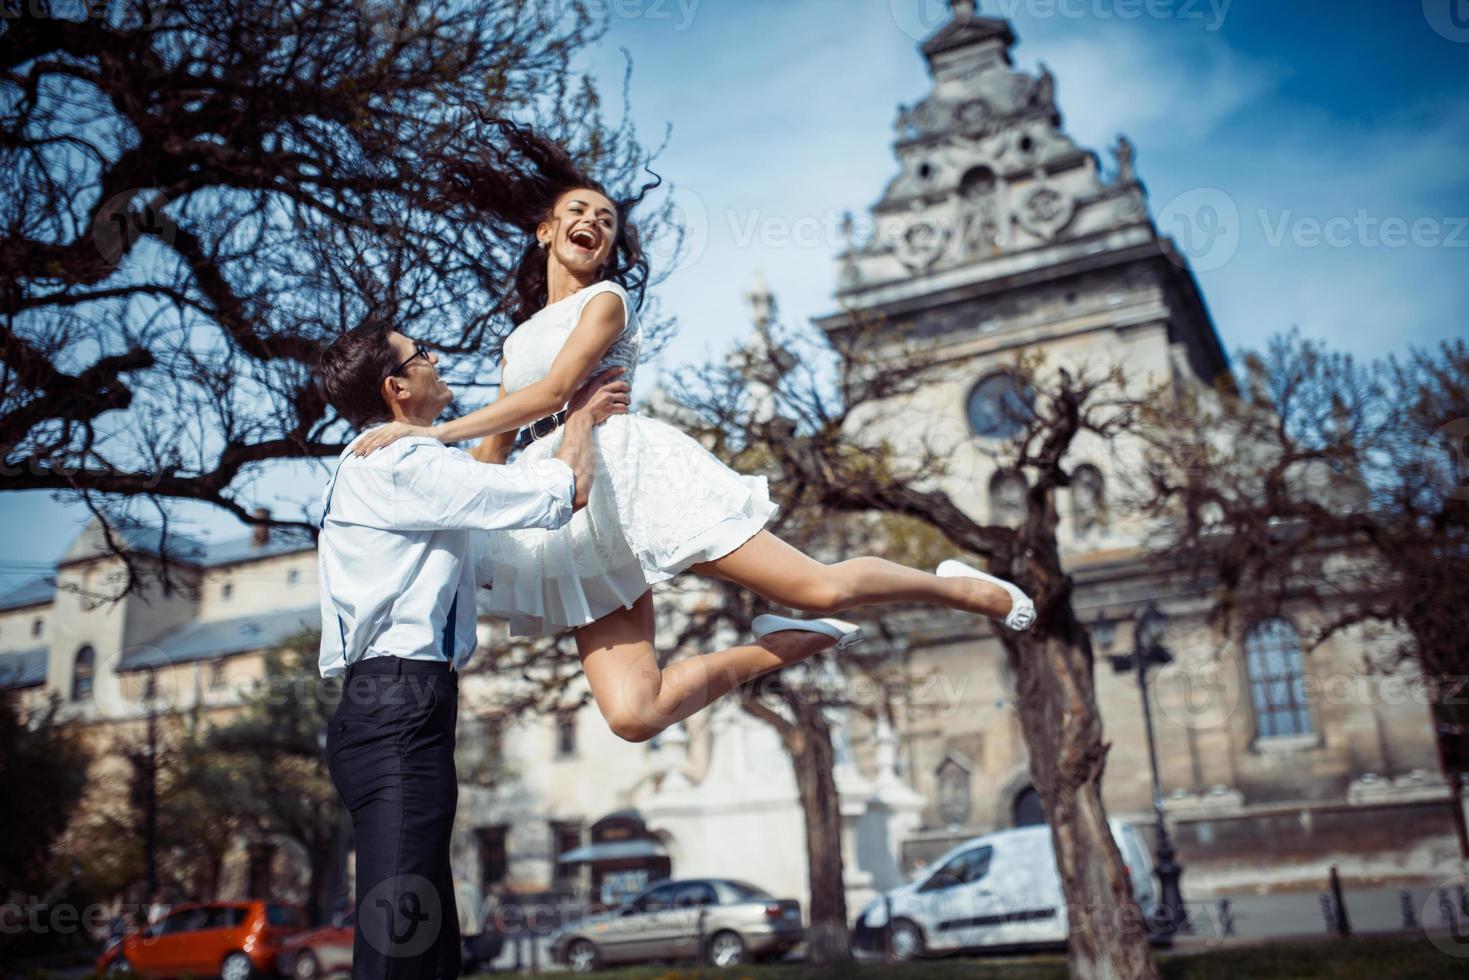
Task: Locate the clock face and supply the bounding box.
[966,372,1035,438]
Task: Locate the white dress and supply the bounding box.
[474,281,777,636]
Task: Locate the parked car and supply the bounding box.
[97,901,307,980]
[548,878,803,972]
[277,913,352,980]
[853,820,1157,960]
[276,909,503,978]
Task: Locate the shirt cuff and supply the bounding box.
[528,457,577,525]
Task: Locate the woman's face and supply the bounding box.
[538,187,618,277]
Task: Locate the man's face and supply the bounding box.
[382,331,450,417]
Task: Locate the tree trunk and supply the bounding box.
[1010,597,1158,979]
[744,694,854,967]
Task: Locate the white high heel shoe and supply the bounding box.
[936,559,1036,631]
[752,614,864,650]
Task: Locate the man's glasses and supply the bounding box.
[389,342,432,378]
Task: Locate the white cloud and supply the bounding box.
[1017,22,1288,148]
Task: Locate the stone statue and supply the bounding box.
[1113,134,1136,184]
[1032,62,1055,111]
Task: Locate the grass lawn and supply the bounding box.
[471,936,1466,979]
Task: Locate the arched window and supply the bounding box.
[1071,463,1107,533]
[1012,786,1046,827]
[72,645,95,702]
[989,470,1028,525]
[1244,618,1312,739]
[966,372,1035,440]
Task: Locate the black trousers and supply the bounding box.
[326,656,461,980]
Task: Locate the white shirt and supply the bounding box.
[316,427,575,678]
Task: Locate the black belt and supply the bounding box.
[514,409,566,451]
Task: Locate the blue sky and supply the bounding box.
[3,0,1466,574]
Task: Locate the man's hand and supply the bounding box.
[353,420,435,456]
[567,368,631,426]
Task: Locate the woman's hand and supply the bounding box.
[352,421,437,456]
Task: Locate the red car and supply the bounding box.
[97,901,306,980]
[277,915,353,980]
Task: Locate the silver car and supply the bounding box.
[548,878,804,971]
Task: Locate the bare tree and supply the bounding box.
[1,0,675,579]
[1136,330,1469,857]
[664,316,1160,978]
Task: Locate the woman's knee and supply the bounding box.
[790,574,851,615]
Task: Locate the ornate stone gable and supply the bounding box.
[838,3,1149,296]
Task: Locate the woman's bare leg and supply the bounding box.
[691,530,1016,619]
[574,590,837,743]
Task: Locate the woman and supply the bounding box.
[353,120,1034,743]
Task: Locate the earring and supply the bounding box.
[538,239,548,250]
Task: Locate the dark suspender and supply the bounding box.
[321,453,459,666]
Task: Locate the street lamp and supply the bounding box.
[1107,601,1189,937]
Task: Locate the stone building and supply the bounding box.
[2,0,1460,940]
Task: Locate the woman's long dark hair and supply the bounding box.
[443,114,662,325]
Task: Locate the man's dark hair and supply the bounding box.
[318,317,398,430]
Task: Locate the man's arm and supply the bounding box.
[389,443,576,532]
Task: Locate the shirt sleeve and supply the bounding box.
[388,442,576,532]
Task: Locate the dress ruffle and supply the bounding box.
[474,412,777,636]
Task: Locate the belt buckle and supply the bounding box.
[530,415,555,441]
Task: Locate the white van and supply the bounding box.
[855,820,1157,959]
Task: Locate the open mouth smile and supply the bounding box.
[567,226,601,253]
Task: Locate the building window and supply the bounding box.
[1244,618,1313,740]
[556,712,577,758]
[1071,463,1107,533]
[550,820,583,892]
[221,582,233,601]
[286,568,300,586]
[72,646,95,702]
[476,826,509,895]
[32,618,43,638]
[208,659,227,690]
[988,470,1028,525]
[966,371,1035,439]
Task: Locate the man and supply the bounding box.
[315,319,628,980]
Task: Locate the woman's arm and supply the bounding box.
[470,371,518,464]
[353,290,628,456]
